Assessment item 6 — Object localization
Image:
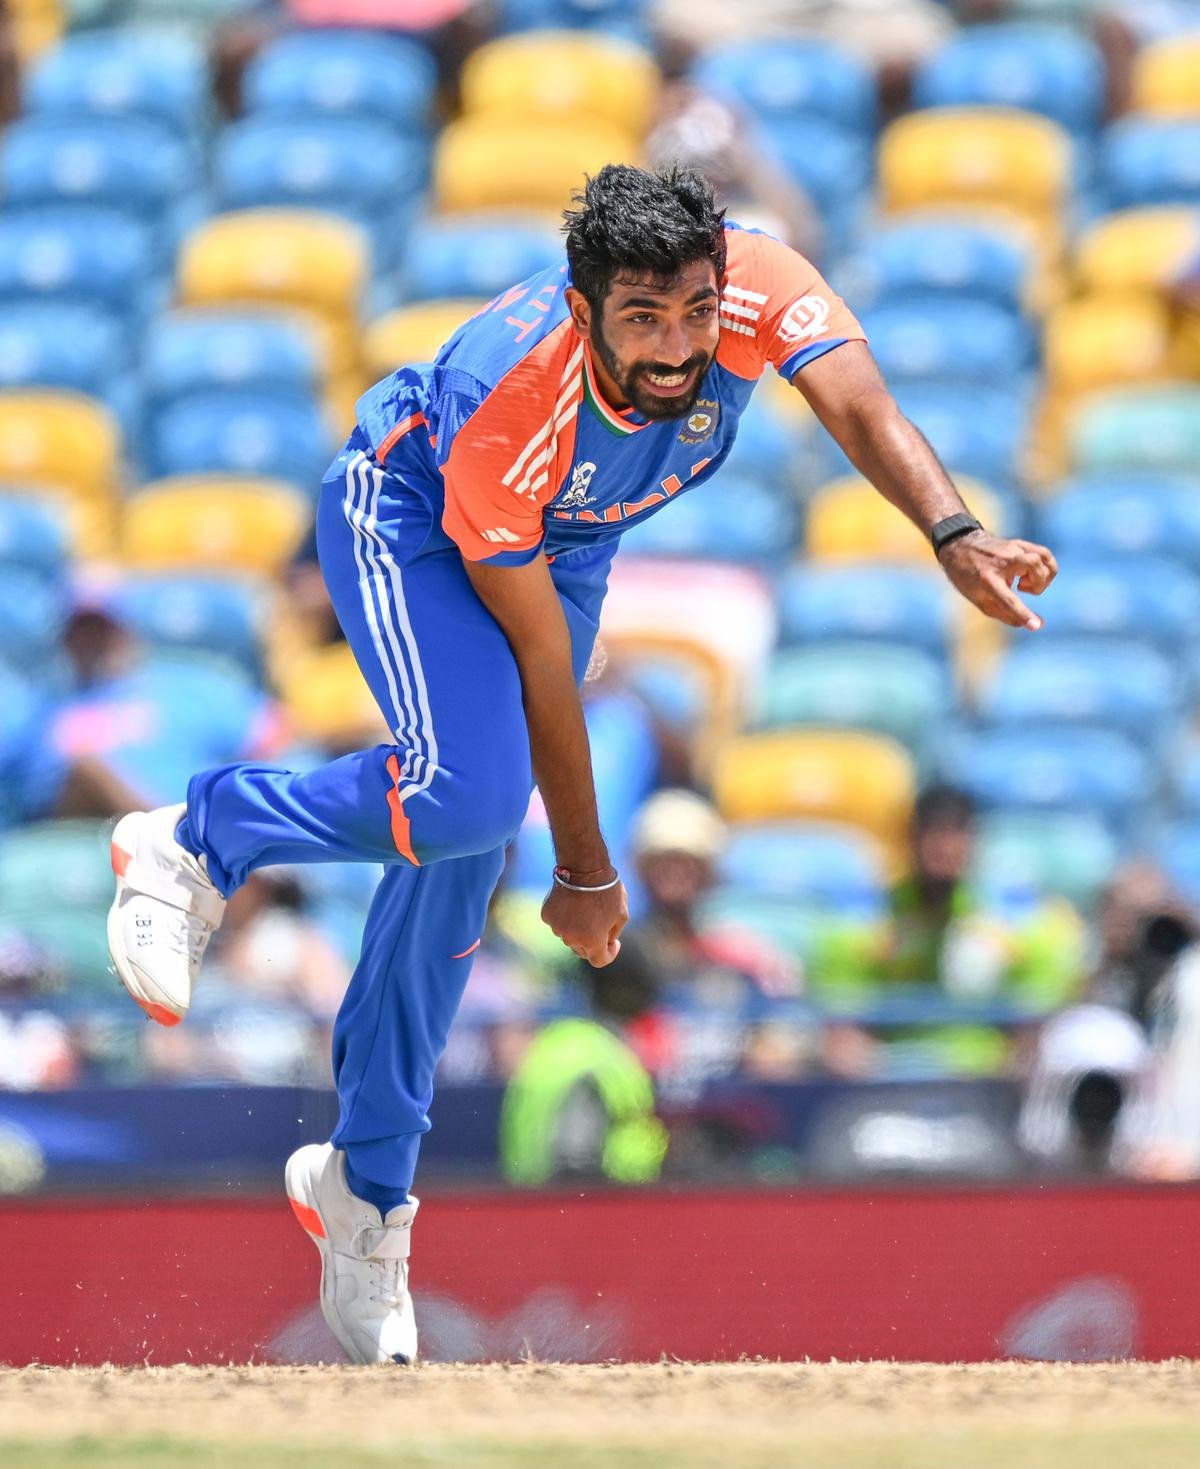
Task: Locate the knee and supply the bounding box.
[409,750,531,861]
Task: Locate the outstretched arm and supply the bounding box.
[792,340,1058,630]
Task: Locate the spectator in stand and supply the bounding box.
[0,931,77,1091]
[812,784,1086,1076]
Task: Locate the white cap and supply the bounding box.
[631,789,726,862]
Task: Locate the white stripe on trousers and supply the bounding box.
[341,450,439,803]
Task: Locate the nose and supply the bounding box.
[657,318,692,367]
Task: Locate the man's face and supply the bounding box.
[913,821,974,889]
[567,258,720,421]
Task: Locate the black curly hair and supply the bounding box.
[563,163,727,310]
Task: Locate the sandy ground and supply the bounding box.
[2,1362,1200,1468]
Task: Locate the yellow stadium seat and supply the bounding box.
[8,0,62,61]
[1075,206,1200,293]
[1044,291,1176,397]
[278,642,389,747]
[0,391,120,507]
[806,474,1003,564]
[878,108,1071,235]
[435,115,641,214]
[1131,33,1200,117]
[177,210,369,373]
[122,475,309,576]
[712,729,916,855]
[460,30,661,135]
[363,300,485,382]
[0,484,115,559]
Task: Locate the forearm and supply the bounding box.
[839,396,972,538]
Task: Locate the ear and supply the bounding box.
[565,286,592,339]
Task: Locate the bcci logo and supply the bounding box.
[678,398,719,446]
[558,460,597,509]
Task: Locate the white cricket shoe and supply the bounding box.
[285,1142,419,1366]
[107,803,225,1026]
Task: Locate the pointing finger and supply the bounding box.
[984,572,1043,631]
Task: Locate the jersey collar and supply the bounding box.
[582,341,649,436]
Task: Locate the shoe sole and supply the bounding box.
[107,810,186,1028]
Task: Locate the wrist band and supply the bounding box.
[553,865,621,893]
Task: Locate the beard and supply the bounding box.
[591,319,713,422]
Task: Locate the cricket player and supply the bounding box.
[106,165,1057,1363]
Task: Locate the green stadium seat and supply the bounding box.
[972,809,1120,911]
[0,819,113,914]
[1068,386,1200,476]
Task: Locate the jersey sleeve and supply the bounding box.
[718,228,866,382]
[433,337,582,566]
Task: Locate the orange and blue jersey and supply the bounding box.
[355,223,865,567]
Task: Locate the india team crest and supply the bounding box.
[678,398,719,446]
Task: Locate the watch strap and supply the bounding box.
[931,512,983,558]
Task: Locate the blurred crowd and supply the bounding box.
[1,0,1199,1185]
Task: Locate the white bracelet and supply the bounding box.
[552,867,621,893]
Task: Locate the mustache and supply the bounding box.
[633,353,710,380]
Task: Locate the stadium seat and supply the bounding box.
[806,474,1005,563]
[177,210,369,374]
[876,382,1028,488]
[213,117,427,268]
[274,641,386,746]
[0,390,119,506]
[1031,553,1200,646]
[608,635,740,765]
[756,117,873,251]
[691,38,876,135]
[859,297,1036,384]
[0,494,70,581]
[0,565,67,667]
[434,114,641,214]
[697,891,820,963]
[847,217,1037,314]
[1039,473,1200,563]
[711,729,916,854]
[1043,293,1176,398]
[7,0,63,63]
[109,574,268,677]
[776,563,954,656]
[936,726,1155,831]
[1075,207,1200,294]
[145,387,332,489]
[0,819,113,915]
[1153,822,1200,907]
[23,28,209,137]
[398,214,562,304]
[242,29,436,132]
[460,30,660,135]
[878,107,1071,231]
[715,395,800,487]
[0,205,160,319]
[499,0,650,38]
[980,639,1184,741]
[618,473,797,566]
[121,476,310,575]
[720,821,887,909]
[1066,386,1200,476]
[363,301,484,379]
[1100,119,1200,210]
[912,23,1105,134]
[143,309,321,410]
[973,808,1119,910]
[756,643,951,755]
[1130,32,1200,118]
[0,300,129,403]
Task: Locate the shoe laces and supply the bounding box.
[165,911,213,970]
[352,1221,410,1309]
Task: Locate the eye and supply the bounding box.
[626,313,656,325]
[691,305,716,319]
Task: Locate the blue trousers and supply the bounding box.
[179,431,614,1192]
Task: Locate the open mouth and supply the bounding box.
[640,365,699,398]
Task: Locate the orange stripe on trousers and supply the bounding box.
[385,753,419,866]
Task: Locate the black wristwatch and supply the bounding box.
[931,513,983,559]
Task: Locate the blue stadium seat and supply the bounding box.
[1170,750,1200,823]
[760,118,873,253]
[980,639,1184,742]
[109,574,266,677]
[0,300,130,402]
[0,206,162,320]
[859,297,1036,384]
[144,311,320,410]
[243,30,437,133]
[1032,554,1200,647]
[0,566,67,668]
[0,116,200,225]
[1100,119,1200,209]
[23,29,210,138]
[145,387,332,489]
[720,821,886,910]
[719,395,801,486]
[937,726,1155,831]
[1038,474,1200,564]
[692,39,876,134]
[214,117,427,268]
[912,23,1106,133]
[399,215,561,303]
[499,0,650,41]
[777,564,954,657]
[0,496,70,581]
[618,472,796,565]
[1152,822,1200,907]
[845,218,1034,314]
